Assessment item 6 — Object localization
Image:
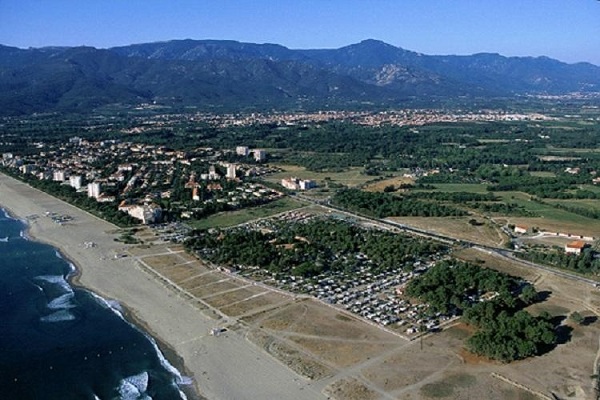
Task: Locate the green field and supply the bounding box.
[420,183,489,193]
[547,198,600,212]
[412,184,599,235]
[529,171,557,178]
[188,197,307,229]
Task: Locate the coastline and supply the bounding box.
[0,186,202,400]
[0,172,325,400]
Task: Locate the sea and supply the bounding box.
[0,208,192,400]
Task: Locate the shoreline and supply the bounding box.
[0,172,325,400]
[0,202,202,400]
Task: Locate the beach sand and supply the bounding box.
[0,172,325,400]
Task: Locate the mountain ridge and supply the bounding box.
[1,39,598,115]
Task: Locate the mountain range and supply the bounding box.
[1,39,599,115]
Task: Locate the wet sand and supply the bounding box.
[0,172,325,400]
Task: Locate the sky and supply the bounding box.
[1,0,599,65]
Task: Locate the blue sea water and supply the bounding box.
[0,208,190,400]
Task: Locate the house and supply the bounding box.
[565,240,588,255]
[514,225,528,234]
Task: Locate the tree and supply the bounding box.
[569,311,584,325]
[520,285,538,304]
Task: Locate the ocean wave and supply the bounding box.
[40,309,76,323]
[147,336,189,400]
[106,299,124,313]
[117,371,152,400]
[35,274,72,293]
[47,292,76,310]
[88,294,188,400]
[35,274,70,286]
[89,292,126,319]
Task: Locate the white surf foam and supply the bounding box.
[105,299,124,313]
[147,336,189,399]
[35,274,72,293]
[47,292,76,310]
[118,371,152,400]
[40,309,75,323]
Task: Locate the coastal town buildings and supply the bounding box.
[69,175,82,190]
[87,182,101,199]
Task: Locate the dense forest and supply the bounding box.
[406,261,557,362]
[332,189,467,218]
[185,218,445,277]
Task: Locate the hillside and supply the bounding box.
[1,39,599,115]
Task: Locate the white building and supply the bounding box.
[236,146,249,156]
[53,170,66,182]
[118,203,162,224]
[281,177,317,191]
[253,149,266,162]
[69,175,82,190]
[226,164,237,180]
[87,182,101,199]
[299,179,317,190]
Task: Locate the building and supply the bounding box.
[226,164,237,180]
[281,177,317,191]
[20,164,35,175]
[118,202,162,224]
[236,146,249,156]
[69,175,82,190]
[299,179,317,190]
[514,225,527,234]
[53,170,66,182]
[208,165,220,180]
[253,149,266,162]
[96,194,115,203]
[87,182,101,199]
[565,241,588,255]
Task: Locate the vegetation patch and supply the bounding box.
[406,261,558,362]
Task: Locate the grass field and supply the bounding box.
[410,184,600,237]
[420,183,489,193]
[188,197,307,229]
[547,198,600,212]
[529,171,557,178]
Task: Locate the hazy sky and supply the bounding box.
[1,0,599,65]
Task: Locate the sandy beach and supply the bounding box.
[0,172,326,400]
